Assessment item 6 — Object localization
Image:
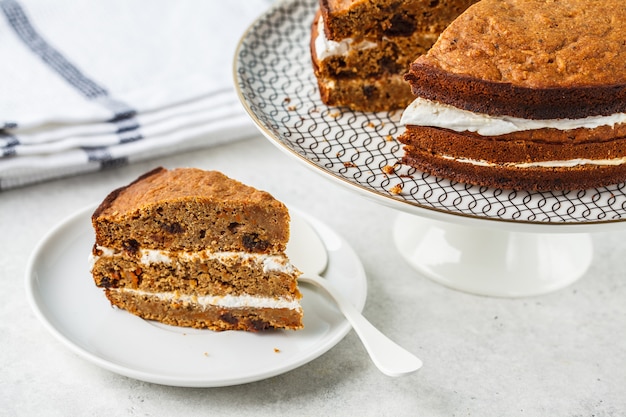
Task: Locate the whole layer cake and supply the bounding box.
[90,167,303,331]
[398,0,626,191]
[311,0,476,112]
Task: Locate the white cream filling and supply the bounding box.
[441,154,626,168]
[111,288,301,310]
[90,246,298,274]
[314,16,377,61]
[400,97,626,136]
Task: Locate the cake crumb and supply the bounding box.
[390,184,403,194]
[382,165,396,175]
[385,135,394,142]
[203,352,209,357]
[274,348,281,353]
[287,105,297,111]
[389,109,401,119]
[329,111,340,119]
[343,162,357,168]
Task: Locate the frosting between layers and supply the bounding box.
[314,16,377,60]
[112,288,301,310]
[401,97,626,136]
[440,154,626,168]
[90,246,298,274]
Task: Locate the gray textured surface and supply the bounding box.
[2,136,625,416]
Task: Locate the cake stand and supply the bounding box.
[233,0,626,297]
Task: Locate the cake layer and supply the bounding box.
[400,125,626,164]
[92,167,289,253]
[105,289,303,331]
[314,72,413,112]
[405,64,626,120]
[401,149,626,191]
[90,246,301,298]
[406,0,626,119]
[399,125,626,190]
[320,0,476,41]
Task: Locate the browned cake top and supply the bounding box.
[94,167,282,218]
[417,0,626,88]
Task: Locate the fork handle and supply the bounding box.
[300,275,422,376]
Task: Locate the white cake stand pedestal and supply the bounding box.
[392,212,594,297]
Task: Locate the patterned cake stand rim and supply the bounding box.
[233,0,622,296]
[232,0,626,234]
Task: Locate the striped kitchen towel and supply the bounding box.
[0,0,272,190]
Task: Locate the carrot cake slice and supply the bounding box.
[398,0,626,190]
[90,167,303,331]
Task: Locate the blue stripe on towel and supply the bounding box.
[1,133,19,156]
[1,0,109,99]
[0,0,141,155]
[84,147,128,169]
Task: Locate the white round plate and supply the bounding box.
[234,0,626,231]
[26,205,366,387]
